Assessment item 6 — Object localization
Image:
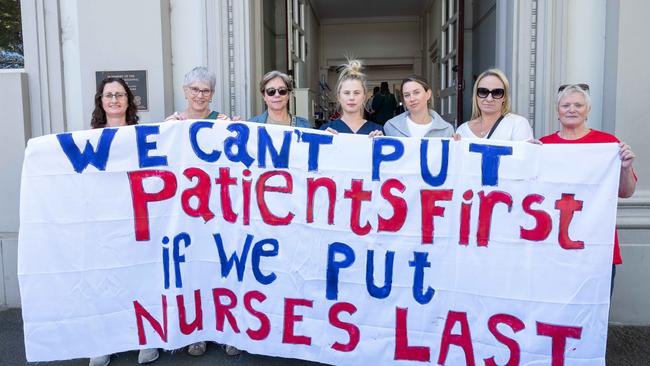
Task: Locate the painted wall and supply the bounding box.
[564,0,606,132]
[0,71,29,307]
[609,0,650,325]
[169,0,208,114]
[60,0,173,129]
[0,71,30,233]
[321,19,420,66]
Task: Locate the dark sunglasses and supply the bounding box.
[476,87,505,99]
[265,87,289,96]
[558,83,590,93]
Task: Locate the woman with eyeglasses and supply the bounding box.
[384,75,454,138]
[320,59,383,136]
[456,68,533,140]
[165,66,230,121]
[89,78,159,366]
[248,70,310,128]
[540,83,637,295]
[91,77,139,128]
[165,67,241,358]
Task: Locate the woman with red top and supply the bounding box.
[540,83,637,295]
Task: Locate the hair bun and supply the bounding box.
[347,59,363,75]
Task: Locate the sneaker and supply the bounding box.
[138,348,159,364]
[187,341,207,356]
[88,355,110,366]
[224,344,242,356]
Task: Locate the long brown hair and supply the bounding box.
[91,77,139,129]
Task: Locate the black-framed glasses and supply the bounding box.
[476,87,505,99]
[188,86,212,97]
[558,83,590,93]
[102,92,127,100]
[265,87,289,97]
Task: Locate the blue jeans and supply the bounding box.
[610,264,617,298]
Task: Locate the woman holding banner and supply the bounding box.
[165,66,242,358]
[540,83,637,294]
[455,68,533,140]
[248,70,311,127]
[383,75,454,138]
[89,78,159,365]
[320,59,383,136]
[165,66,230,121]
[90,77,139,128]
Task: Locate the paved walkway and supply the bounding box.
[2,307,649,365]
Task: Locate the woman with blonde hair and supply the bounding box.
[320,59,383,136]
[456,68,533,140]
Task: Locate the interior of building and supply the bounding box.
[258,0,497,127]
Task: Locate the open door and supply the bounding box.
[286,0,306,86]
[439,0,464,124]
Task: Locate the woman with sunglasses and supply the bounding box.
[384,75,454,138]
[456,68,533,140]
[89,78,159,366]
[165,66,230,121]
[540,84,637,295]
[249,70,310,128]
[320,59,383,136]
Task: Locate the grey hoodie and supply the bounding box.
[383,109,454,138]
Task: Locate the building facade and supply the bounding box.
[1,0,648,324]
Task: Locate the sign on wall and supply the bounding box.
[95,70,148,111]
[18,120,620,365]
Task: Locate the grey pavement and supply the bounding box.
[1,307,649,365]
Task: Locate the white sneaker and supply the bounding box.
[138,348,159,364]
[88,355,110,366]
[224,344,242,356]
[187,341,207,356]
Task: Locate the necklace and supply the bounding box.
[476,118,491,137]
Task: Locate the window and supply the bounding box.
[0,0,24,69]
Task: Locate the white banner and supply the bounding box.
[19,120,620,365]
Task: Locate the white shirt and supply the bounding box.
[456,113,533,141]
[406,115,434,138]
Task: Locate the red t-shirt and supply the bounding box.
[540,129,636,265]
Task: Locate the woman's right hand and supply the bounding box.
[452,133,461,141]
[165,111,186,121]
[325,127,339,135]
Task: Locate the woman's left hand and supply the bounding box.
[368,130,384,138]
[619,142,635,169]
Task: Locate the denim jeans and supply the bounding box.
[610,264,617,298]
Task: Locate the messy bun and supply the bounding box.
[335,59,368,113]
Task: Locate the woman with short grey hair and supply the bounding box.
[165,66,229,121]
[540,83,637,297]
[248,70,310,128]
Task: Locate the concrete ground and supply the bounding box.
[2,307,649,365]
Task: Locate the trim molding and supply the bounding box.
[21,0,67,136]
[618,190,650,229]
